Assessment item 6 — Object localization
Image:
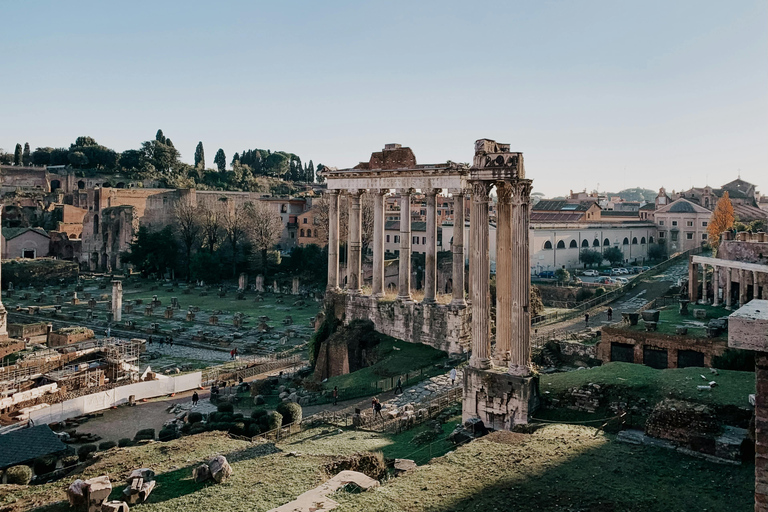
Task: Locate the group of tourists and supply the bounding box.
[229,348,239,360]
[147,335,174,347]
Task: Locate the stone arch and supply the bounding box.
[50,179,61,192]
[543,240,553,250]
[632,237,638,244]
[307,229,312,237]
[569,240,578,248]
[593,239,600,247]
[556,240,566,249]
[102,182,112,188]
[649,236,655,243]
[623,237,629,245]
[445,278,452,294]
[77,180,86,189]
[115,182,126,189]
[641,236,646,244]
[603,238,610,246]
[582,239,590,247]
[300,229,305,237]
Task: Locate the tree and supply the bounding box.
[14,144,22,166]
[74,136,98,147]
[554,268,570,283]
[579,248,603,268]
[221,200,248,277]
[156,129,166,144]
[22,143,31,166]
[307,160,315,183]
[31,147,53,166]
[708,192,735,252]
[194,142,205,169]
[122,225,179,277]
[199,203,223,253]
[119,149,143,171]
[316,163,326,183]
[68,151,89,168]
[173,198,202,281]
[603,246,624,266]
[214,148,226,172]
[648,243,666,261]
[245,201,284,281]
[141,139,180,174]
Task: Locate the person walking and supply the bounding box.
[395,377,403,394]
[374,398,383,420]
[450,367,457,386]
[607,307,613,321]
[585,312,590,326]
[192,391,199,407]
[332,386,338,406]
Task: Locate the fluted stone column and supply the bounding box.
[510,179,533,375]
[494,182,513,364]
[398,189,413,300]
[740,268,748,306]
[700,264,708,304]
[424,189,439,303]
[469,181,492,369]
[112,280,122,322]
[725,267,733,309]
[712,266,720,306]
[371,189,386,297]
[754,270,760,302]
[326,190,340,291]
[450,190,466,306]
[347,190,363,293]
[688,261,699,303]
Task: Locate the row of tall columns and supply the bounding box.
[689,261,767,307]
[325,188,466,306]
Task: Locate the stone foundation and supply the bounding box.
[329,291,470,355]
[598,327,727,369]
[462,366,539,428]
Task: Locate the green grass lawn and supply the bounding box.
[622,303,730,337]
[321,336,450,393]
[541,362,754,409]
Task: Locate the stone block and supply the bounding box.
[101,501,129,512]
[693,309,707,319]
[644,321,657,332]
[641,310,660,322]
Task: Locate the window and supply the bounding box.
[686,233,693,240]
[687,221,693,227]
[593,239,600,247]
[557,240,566,249]
[422,237,426,245]
[386,235,390,243]
[641,237,646,244]
[303,218,307,224]
[570,240,578,248]
[649,236,654,243]
[394,235,400,243]
[413,236,419,244]
[290,232,294,239]
[702,221,708,227]
[544,241,553,250]
[671,232,678,241]
[300,229,305,237]
[622,237,629,245]
[604,238,610,246]
[632,237,638,244]
[659,232,665,238]
[672,221,678,226]
[307,229,312,237]
[702,233,708,240]
[582,239,590,247]
[659,221,664,226]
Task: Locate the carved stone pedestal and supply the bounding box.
[462,366,539,429]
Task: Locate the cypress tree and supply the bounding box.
[155,129,166,144]
[194,142,205,169]
[14,144,22,166]
[22,143,31,166]
[214,148,226,172]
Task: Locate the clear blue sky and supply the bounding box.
[2,1,766,197]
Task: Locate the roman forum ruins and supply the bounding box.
[322,139,539,427]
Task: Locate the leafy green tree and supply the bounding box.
[119,149,143,171]
[603,246,624,266]
[316,163,326,183]
[579,249,603,268]
[122,225,179,277]
[307,160,315,182]
[141,139,180,174]
[14,144,22,166]
[49,148,69,166]
[214,148,226,172]
[74,136,98,147]
[554,268,570,283]
[31,147,53,166]
[194,141,205,169]
[648,243,666,261]
[68,151,89,168]
[22,143,31,166]
[173,198,202,280]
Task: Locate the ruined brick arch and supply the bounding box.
[77,180,86,189]
[115,182,126,189]
[300,229,305,236]
[50,179,61,192]
[307,229,312,237]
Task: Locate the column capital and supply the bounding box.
[327,189,340,197]
[512,179,533,204]
[372,188,389,196]
[398,187,415,195]
[346,188,365,198]
[470,180,492,201]
[496,181,514,203]
[425,188,442,197]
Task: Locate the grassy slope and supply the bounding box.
[321,336,449,391]
[335,424,754,512]
[4,423,754,512]
[540,362,755,409]
[622,303,730,337]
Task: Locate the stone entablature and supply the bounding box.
[689,254,768,308]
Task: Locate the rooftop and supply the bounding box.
[0,425,68,470]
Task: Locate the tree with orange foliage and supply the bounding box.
[707,192,735,252]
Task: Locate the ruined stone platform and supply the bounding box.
[462,366,539,429]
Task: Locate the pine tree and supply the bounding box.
[214,148,226,172]
[165,138,174,148]
[231,152,240,166]
[708,192,736,252]
[22,143,31,166]
[14,144,22,166]
[194,142,205,169]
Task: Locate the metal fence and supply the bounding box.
[202,353,303,385]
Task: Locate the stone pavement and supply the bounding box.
[383,369,463,409]
[268,470,379,512]
[142,342,230,371]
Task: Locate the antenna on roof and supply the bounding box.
[738,168,741,179]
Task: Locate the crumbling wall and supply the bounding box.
[598,327,728,368]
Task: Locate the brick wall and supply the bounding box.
[598,327,727,368]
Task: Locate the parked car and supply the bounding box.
[597,277,617,284]
[537,270,555,279]
[630,267,642,274]
[642,266,651,271]
[615,277,629,284]
[599,269,613,276]
[612,268,629,275]
[583,269,599,277]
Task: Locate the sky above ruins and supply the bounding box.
[2,1,766,197]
